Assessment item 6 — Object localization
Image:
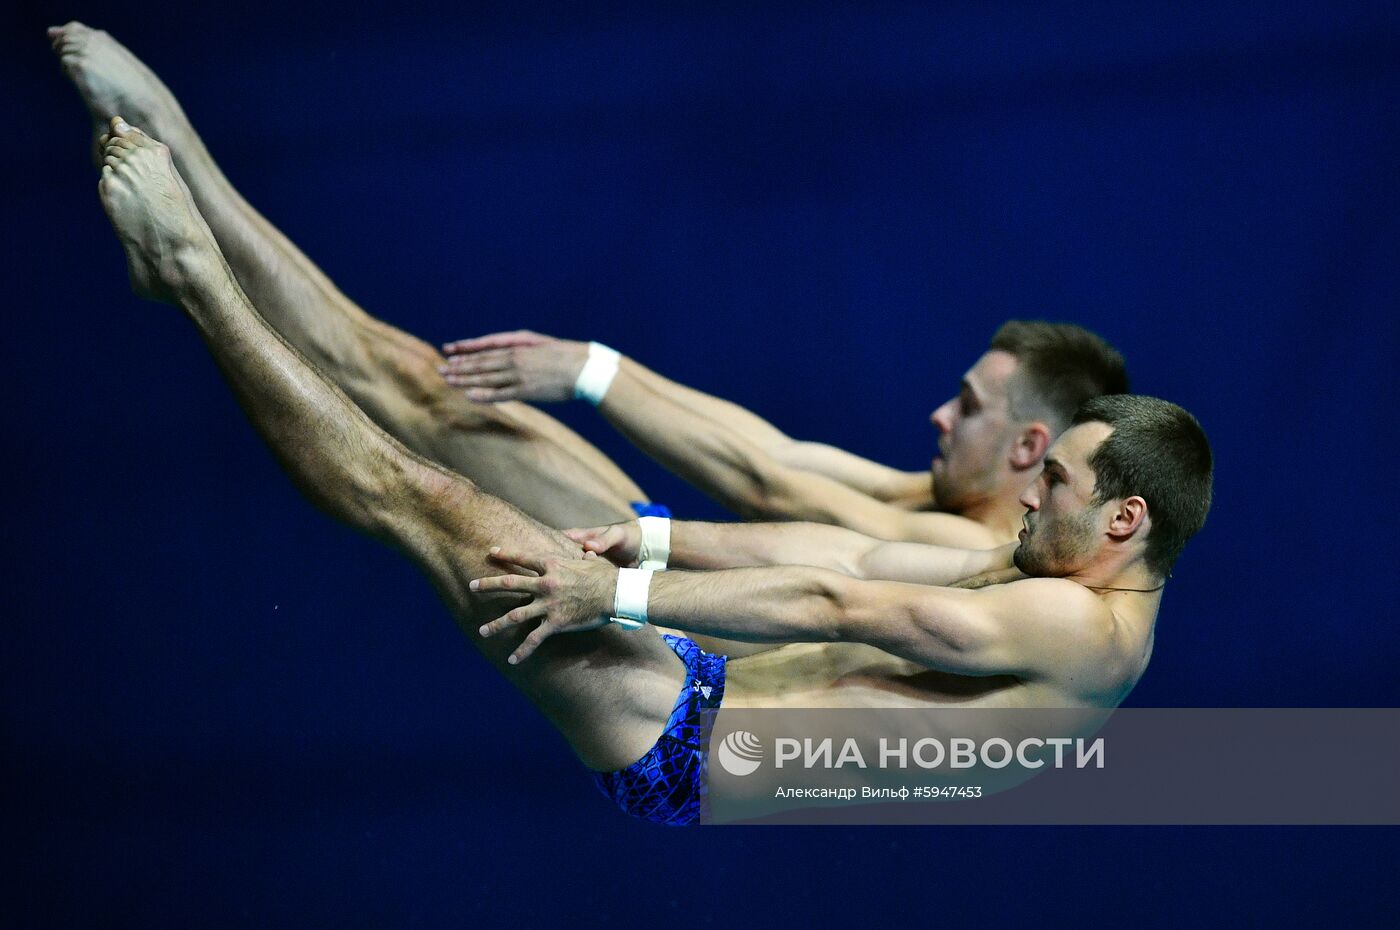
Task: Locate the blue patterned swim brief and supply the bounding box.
[593,634,727,825]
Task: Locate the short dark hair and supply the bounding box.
[990,321,1129,432]
[1073,394,1213,577]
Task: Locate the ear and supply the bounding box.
[1105,495,1149,540]
[1009,422,1052,469]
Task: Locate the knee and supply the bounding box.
[362,329,446,405]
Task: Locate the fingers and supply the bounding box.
[565,535,608,555]
[563,524,616,541]
[440,347,515,375]
[507,621,558,665]
[563,526,630,563]
[439,348,523,400]
[477,602,546,639]
[442,330,547,355]
[447,370,518,390]
[462,387,522,404]
[486,545,548,574]
[469,571,542,595]
[474,601,559,667]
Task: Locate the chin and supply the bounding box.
[932,474,961,509]
[1013,542,1059,578]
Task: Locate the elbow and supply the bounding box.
[733,489,790,521]
[700,437,814,521]
[734,470,819,523]
[845,549,876,581]
[809,573,858,643]
[720,462,793,520]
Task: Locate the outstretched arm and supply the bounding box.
[475,550,1102,675]
[440,332,935,510]
[567,518,1015,585]
[442,333,989,544]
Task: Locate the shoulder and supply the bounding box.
[976,579,1123,678]
[983,577,1105,614]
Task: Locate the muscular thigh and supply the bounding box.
[401,466,685,771]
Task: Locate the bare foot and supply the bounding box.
[48,22,192,164]
[97,117,219,303]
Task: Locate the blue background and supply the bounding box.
[7,1,1398,925]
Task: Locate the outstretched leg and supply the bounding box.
[95,117,682,771]
[52,22,646,530]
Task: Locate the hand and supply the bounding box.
[470,546,618,663]
[947,566,1029,590]
[563,522,642,568]
[439,330,589,403]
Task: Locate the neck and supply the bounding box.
[1069,555,1162,595]
[957,490,1031,543]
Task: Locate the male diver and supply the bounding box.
[87,113,1210,823]
[440,321,1129,548]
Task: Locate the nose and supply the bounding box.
[1019,478,1040,511]
[930,398,955,435]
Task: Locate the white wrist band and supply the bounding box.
[574,342,621,406]
[609,567,653,631]
[637,516,671,571]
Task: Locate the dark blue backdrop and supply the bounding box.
[8,1,1399,926]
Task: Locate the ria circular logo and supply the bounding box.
[715,730,763,776]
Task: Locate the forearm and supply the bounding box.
[621,356,795,453]
[644,567,994,678]
[641,566,981,664]
[645,566,848,644]
[598,362,805,518]
[479,547,1005,669]
[663,519,1013,586]
[778,442,934,507]
[620,358,930,504]
[666,520,872,573]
